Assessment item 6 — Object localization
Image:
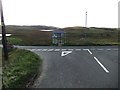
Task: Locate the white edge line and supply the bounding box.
[87,49,92,54]
[94,57,109,73]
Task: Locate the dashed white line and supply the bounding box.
[94,57,109,73]
[27,49,32,51]
[97,49,104,50]
[48,49,54,51]
[68,49,74,51]
[82,49,93,54]
[37,49,42,51]
[83,49,89,51]
[106,49,111,50]
[75,49,81,51]
[31,49,36,51]
[87,49,92,54]
[54,49,60,51]
[42,49,47,51]
[61,49,67,51]
[26,48,118,52]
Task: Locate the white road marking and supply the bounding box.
[54,49,60,51]
[106,49,111,50]
[26,48,117,52]
[48,49,54,51]
[42,49,47,51]
[94,57,109,73]
[61,51,72,57]
[68,49,74,51]
[37,49,42,51]
[83,49,88,50]
[31,49,36,51]
[27,49,32,51]
[61,49,67,51]
[0,34,12,36]
[75,49,81,51]
[87,49,92,54]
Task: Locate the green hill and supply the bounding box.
[6,25,120,46]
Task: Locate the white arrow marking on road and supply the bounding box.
[61,51,72,57]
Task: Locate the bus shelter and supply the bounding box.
[52,30,66,46]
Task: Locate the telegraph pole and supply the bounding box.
[0,0,8,60]
[85,11,87,27]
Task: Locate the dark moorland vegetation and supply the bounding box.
[6,25,120,46]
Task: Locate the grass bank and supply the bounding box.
[3,48,42,89]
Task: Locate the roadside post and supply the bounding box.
[0,0,8,60]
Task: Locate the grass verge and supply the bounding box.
[3,48,42,89]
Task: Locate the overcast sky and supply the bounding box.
[1,0,119,28]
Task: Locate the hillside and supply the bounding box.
[6,25,120,46]
[63,26,119,46]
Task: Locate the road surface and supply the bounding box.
[16,46,118,88]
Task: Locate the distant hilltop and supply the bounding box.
[63,26,119,30]
[5,25,119,31]
[5,25,60,31]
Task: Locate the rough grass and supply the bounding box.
[7,29,52,46]
[3,48,42,89]
[6,26,120,46]
[64,27,119,46]
[7,37,23,45]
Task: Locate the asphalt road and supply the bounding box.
[16,46,118,88]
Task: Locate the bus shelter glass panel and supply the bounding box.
[52,31,66,46]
